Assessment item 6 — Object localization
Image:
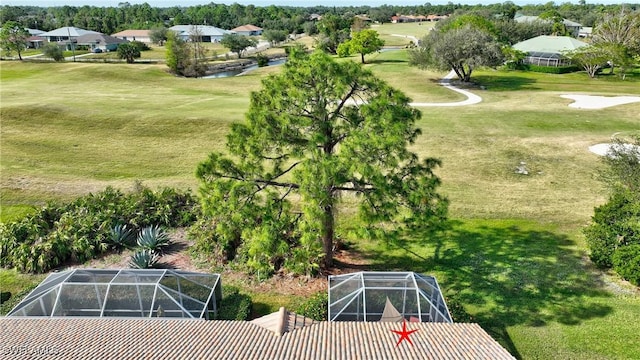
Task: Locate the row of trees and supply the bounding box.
[408,9,640,82]
[568,10,640,78]
[1,2,634,35]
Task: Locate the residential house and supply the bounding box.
[391,14,442,23]
[513,35,589,67]
[231,24,263,36]
[37,26,101,42]
[76,33,128,52]
[2,269,515,359]
[578,26,592,38]
[169,25,231,43]
[1,316,515,359]
[24,29,45,49]
[111,29,152,43]
[514,15,583,37]
[427,14,448,21]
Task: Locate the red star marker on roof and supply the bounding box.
[391,320,419,347]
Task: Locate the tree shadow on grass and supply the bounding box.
[472,75,539,91]
[361,221,613,358]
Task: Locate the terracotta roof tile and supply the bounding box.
[0,318,515,359]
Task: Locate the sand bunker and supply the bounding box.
[561,95,640,109]
[589,143,640,157]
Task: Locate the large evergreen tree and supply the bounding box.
[196,50,448,274]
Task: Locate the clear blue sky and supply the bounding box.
[0,0,629,7]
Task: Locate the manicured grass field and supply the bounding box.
[1,49,639,359]
[373,21,435,45]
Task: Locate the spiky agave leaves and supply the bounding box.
[136,225,171,253]
[128,249,160,269]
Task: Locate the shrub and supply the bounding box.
[215,286,252,320]
[444,295,473,322]
[295,291,327,321]
[584,191,640,268]
[0,185,197,273]
[108,224,136,251]
[0,283,38,316]
[524,64,579,74]
[136,225,171,252]
[129,249,159,269]
[255,53,269,67]
[42,43,64,61]
[612,245,640,286]
[130,40,150,51]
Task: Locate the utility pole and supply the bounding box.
[67,26,76,62]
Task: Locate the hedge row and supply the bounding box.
[0,186,198,273]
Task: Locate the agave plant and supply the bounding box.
[109,224,135,252]
[136,225,171,252]
[128,249,159,269]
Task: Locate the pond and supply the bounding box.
[203,58,287,79]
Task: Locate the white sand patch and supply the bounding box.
[561,94,640,109]
[589,143,640,157]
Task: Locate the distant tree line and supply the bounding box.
[1,2,636,35]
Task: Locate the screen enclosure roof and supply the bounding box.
[328,271,452,323]
[7,268,221,319]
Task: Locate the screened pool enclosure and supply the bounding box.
[328,272,452,323]
[7,269,222,319]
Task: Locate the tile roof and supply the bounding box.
[251,307,317,336]
[232,24,263,32]
[111,29,152,37]
[0,318,515,359]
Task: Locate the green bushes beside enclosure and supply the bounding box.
[0,186,197,273]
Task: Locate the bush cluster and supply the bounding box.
[584,136,640,285]
[524,64,580,74]
[215,286,253,320]
[612,245,640,286]
[295,291,328,321]
[584,191,640,268]
[0,186,198,273]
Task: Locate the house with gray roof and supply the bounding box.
[76,33,129,52]
[37,26,101,42]
[513,35,589,67]
[169,25,231,43]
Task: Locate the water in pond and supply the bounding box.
[204,58,286,79]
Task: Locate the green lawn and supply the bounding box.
[1,50,639,359]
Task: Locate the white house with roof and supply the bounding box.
[169,25,231,43]
[111,29,152,44]
[37,26,101,42]
[231,24,263,36]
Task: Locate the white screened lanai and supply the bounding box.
[7,269,221,319]
[328,271,452,323]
